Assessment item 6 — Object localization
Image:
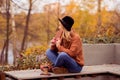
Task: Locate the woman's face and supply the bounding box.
[58,22,64,29]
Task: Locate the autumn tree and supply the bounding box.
[113,2,120,35]
[0,0,11,65]
[97,0,102,36]
[21,0,33,51]
[10,1,17,65]
[5,0,10,64]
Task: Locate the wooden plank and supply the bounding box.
[4,65,107,79]
[4,64,120,80]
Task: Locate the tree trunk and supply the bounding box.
[45,5,50,44]
[21,0,32,51]
[5,0,10,64]
[0,0,4,7]
[0,41,6,65]
[97,0,102,35]
[11,1,17,65]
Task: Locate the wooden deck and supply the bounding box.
[4,64,120,80]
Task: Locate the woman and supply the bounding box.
[46,16,84,74]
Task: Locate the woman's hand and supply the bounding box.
[56,38,61,48]
[49,37,56,48]
[50,37,56,44]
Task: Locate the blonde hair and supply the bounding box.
[62,27,71,41]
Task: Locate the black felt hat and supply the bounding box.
[58,16,74,31]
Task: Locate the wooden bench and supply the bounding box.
[4,64,120,80]
[0,71,5,80]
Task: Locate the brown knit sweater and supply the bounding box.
[50,29,84,66]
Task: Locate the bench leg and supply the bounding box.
[74,75,81,79]
[0,71,5,80]
[41,78,48,80]
[58,77,64,80]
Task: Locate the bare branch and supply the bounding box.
[11,0,28,11]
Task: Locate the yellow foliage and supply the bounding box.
[23,45,47,56]
[106,26,115,36]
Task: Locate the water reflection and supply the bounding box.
[0,49,13,65]
[8,49,13,65]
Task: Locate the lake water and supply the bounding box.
[0,49,14,65]
[8,49,14,65]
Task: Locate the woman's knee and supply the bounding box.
[46,49,57,57]
[58,52,68,58]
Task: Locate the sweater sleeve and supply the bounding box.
[57,36,82,57]
[50,29,63,51]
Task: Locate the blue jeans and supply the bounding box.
[46,49,83,73]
